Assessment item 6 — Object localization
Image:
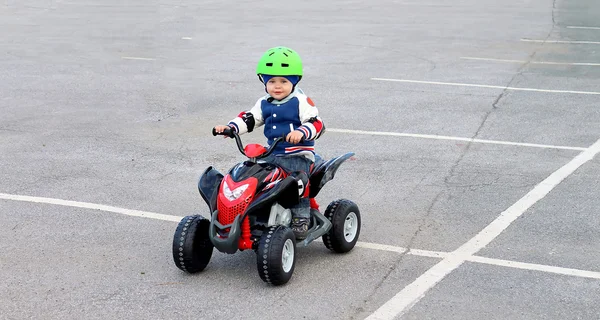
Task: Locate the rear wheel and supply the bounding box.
[322,199,361,253]
[256,225,296,286]
[172,215,214,273]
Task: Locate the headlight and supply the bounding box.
[223,181,249,201]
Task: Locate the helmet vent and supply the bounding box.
[283,52,288,57]
[266,63,273,66]
[268,52,275,56]
[281,63,289,67]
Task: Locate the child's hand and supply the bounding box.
[213,125,233,138]
[214,125,230,133]
[286,130,305,144]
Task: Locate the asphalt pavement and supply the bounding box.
[1,0,599,319]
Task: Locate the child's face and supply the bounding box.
[265,77,293,101]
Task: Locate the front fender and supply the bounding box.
[198,166,224,212]
[309,152,354,198]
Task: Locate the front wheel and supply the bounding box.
[172,215,214,273]
[322,199,361,253]
[256,225,296,286]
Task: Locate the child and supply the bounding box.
[213,46,325,240]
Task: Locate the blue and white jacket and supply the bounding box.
[228,88,325,162]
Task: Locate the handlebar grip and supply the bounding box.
[212,127,235,138]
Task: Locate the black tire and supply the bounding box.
[172,215,214,273]
[256,225,296,286]
[322,199,361,253]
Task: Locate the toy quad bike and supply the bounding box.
[172,128,360,285]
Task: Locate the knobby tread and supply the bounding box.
[256,225,296,286]
[172,215,214,273]
[322,199,361,253]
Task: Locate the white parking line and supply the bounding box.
[355,242,408,254]
[359,243,600,280]
[327,128,586,151]
[121,56,156,61]
[409,248,449,259]
[521,38,600,45]
[566,26,600,30]
[372,78,600,95]
[365,138,600,320]
[461,57,600,66]
[181,37,193,40]
[468,256,600,280]
[0,193,181,222]
[354,242,449,258]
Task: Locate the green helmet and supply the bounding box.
[256,46,303,78]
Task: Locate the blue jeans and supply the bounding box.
[261,153,319,219]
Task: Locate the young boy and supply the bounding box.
[213,46,325,239]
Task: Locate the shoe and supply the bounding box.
[291,217,309,240]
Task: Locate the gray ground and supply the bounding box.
[1,0,599,319]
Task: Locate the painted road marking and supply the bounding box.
[365,138,600,320]
[354,241,449,258]
[371,78,600,95]
[356,244,600,280]
[121,56,156,61]
[0,193,181,222]
[468,256,600,280]
[1,192,599,282]
[521,38,600,45]
[566,26,600,30]
[327,128,587,151]
[181,37,192,40]
[461,57,600,66]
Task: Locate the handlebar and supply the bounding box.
[212,127,236,138]
[212,127,286,159]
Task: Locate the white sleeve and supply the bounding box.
[298,94,319,122]
[227,98,265,134]
[296,94,325,140]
